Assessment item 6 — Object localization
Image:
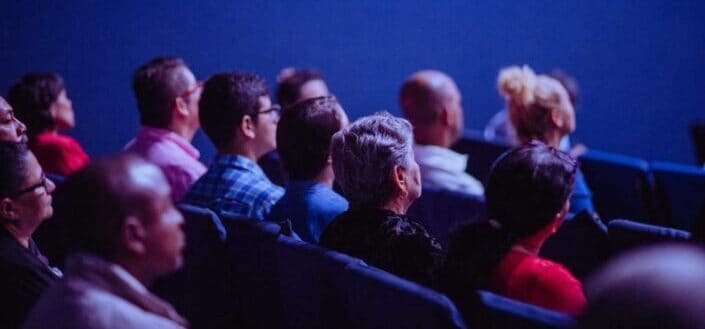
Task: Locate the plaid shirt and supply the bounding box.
[181,154,284,221]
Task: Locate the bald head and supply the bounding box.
[399,70,463,146]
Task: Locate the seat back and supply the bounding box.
[690,120,705,165]
[451,130,511,183]
[341,262,467,329]
[607,219,691,255]
[407,187,486,247]
[650,161,705,230]
[578,150,653,222]
[152,204,235,328]
[476,290,575,329]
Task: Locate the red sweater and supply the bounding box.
[30,132,90,176]
[491,249,586,314]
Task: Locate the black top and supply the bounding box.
[319,207,444,286]
[0,225,60,328]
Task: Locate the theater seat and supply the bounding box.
[152,204,236,328]
[452,130,511,183]
[651,161,705,230]
[407,187,486,247]
[690,120,705,166]
[476,290,575,329]
[578,150,654,222]
[341,262,467,329]
[607,219,691,256]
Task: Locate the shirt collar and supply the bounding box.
[212,153,265,176]
[413,144,468,173]
[137,126,201,160]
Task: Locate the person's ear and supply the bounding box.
[0,198,18,220]
[551,200,571,232]
[391,165,408,197]
[121,216,147,255]
[240,115,256,139]
[550,108,565,129]
[440,105,452,127]
[172,97,190,120]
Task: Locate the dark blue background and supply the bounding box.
[2,1,703,164]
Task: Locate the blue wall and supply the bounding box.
[2,1,704,164]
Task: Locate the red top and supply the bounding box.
[491,249,586,315]
[30,132,90,176]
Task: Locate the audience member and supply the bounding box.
[440,141,585,316]
[269,96,349,243]
[276,67,330,109]
[182,73,284,220]
[580,244,705,329]
[497,65,595,215]
[399,70,484,196]
[0,96,28,143]
[8,73,90,176]
[24,154,188,328]
[0,142,60,328]
[319,112,443,286]
[123,56,206,201]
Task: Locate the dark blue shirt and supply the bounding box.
[269,180,348,243]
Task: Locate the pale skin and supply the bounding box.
[218,96,279,163]
[167,67,202,142]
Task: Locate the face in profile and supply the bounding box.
[133,163,185,275]
[443,79,464,142]
[0,97,27,143]
[1,152,56,228]
[254,95,279,158]
[403,151,422,205]
[544,78,576,135]
[50,89,75,129]
[177,67,202,131]
[298,79,329,102]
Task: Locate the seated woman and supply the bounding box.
[8,72,89,176]
[319,112,443,286]
[0,142,61,327]
[497,65,595,215]
[440,141,585,316]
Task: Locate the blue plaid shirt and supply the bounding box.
[181,154,284,220]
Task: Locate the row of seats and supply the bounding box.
[452,130,705,230]
[155,204,582,329]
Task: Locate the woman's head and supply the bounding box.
[330,112,420,211]
[8,72,75,135]
[0,142,55,231]
[486,140,577,237]
[498,65,575,145]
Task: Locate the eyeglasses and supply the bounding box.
[8,173,50,198]
[257,104,281,117]
[179,81,204,99]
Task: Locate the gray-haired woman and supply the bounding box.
[319,112,443,286]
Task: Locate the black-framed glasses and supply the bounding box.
[8,173,50,198]
[257,104,281,117]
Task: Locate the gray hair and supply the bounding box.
[331,111,414,208]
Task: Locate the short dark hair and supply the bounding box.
[276,68,323,109]
[57,154,156,259]
[277,96,345,180]
[132,56,191,128]
[199,73,269,149]
[0,141,30,198]
[7,72,65,135]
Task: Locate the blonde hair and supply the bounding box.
[497,65,565,144]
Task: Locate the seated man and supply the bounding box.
[24,154,188,328]
[269,96,349,243]
[182,73,284,220]
[399,70,483,196]
[124,56,206,201]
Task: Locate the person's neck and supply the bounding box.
[543,130,564,148]
[311,165,335,188]
[511,222,556,256]
[2,222,33,248]
[414,126,453,148]
[167,123,196,142]
[218,143,259,162]
[381,197,409,215]
[115,259,156,287]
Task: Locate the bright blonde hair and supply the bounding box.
[497,65,567,144]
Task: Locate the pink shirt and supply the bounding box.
[123,126,206,201]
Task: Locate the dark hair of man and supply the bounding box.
[7,72,65,135]
[276,96,344,180]
[132,56,191,128]
[276,69,323,109]
[398,79,446,127]
[438,140,577,312]
[57,154,154,260]
[199,73,269,149]
[0,141,30,199]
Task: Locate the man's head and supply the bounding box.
[60,154,184,284]
[132,56,201,139]
[199,73,278,160]
[0,96,27,143]
[276,96,348,182]
[399,70,464,147]
[276,68,329,109]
